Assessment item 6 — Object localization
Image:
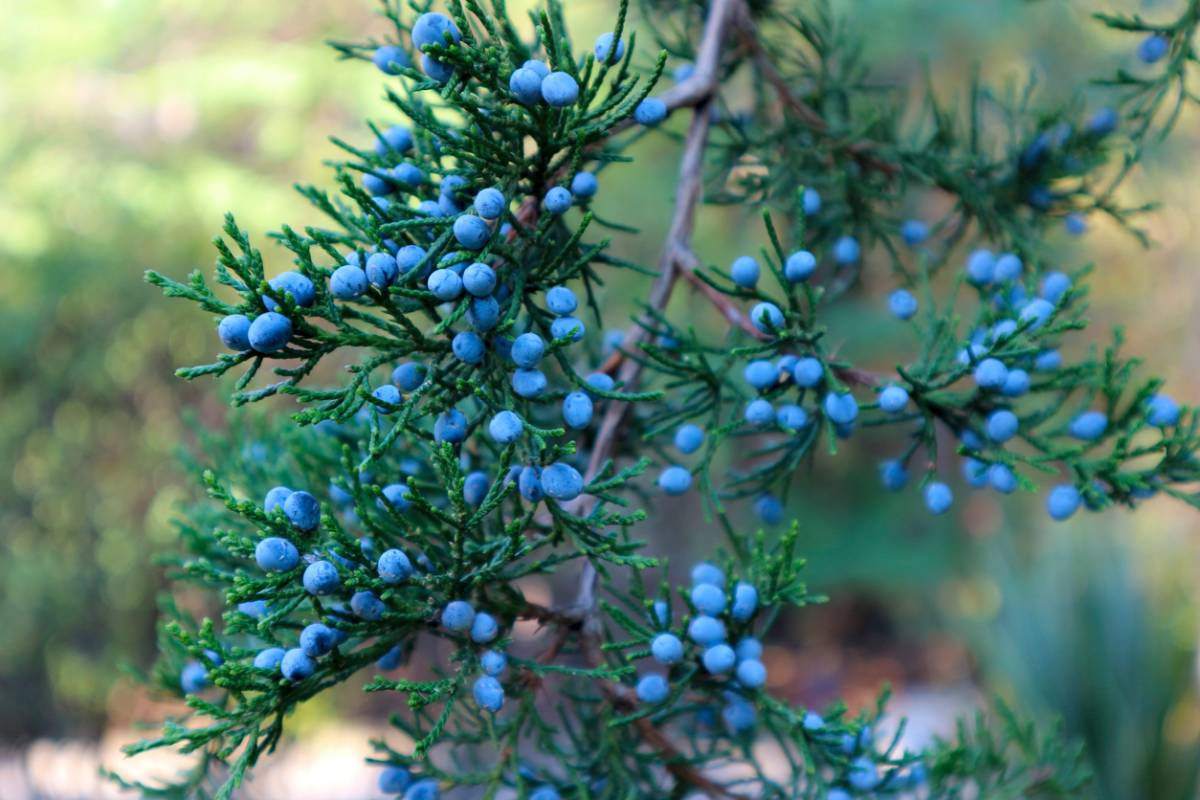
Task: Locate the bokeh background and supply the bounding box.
[2,0,1199,797]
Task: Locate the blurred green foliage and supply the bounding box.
[2,4,1199,799]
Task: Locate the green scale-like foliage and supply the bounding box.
[117,0,1200,797]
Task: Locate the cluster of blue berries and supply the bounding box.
[636,563,764,734]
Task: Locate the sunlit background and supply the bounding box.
[2,0,1199,798]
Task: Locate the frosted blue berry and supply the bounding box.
[878,385,909,414]
[1069,410,1108,440]
[687,615,726,646]
[730,255,760,288]
[463,472,489,506]
[441,600,475,631]
[744,399,775,427]
[674,424,705,454]
[283,491,321,531]
[793,357,823,387]
[585,372,614,392]
[381,483,412,512]
[735,637,762,662]
[656,465,693,496]
[218,314,252,351]
[366,252,399,288]
[530,788,560,800]
[509,67,543,104]
[300,623,337,657]
[755,494,784,524]
[253,647,285,672]
[973,358,1008,390]
[180,661,208,694]
[900,219,928,245]
[452,215,491,250]
[988,463,1017,494]
[403,779,441,800]
[512,368,548,398]
[1047,484,1081,520]
[634,97,667,126]
[540,72,579,107]
[510,333,545,368]
[691,583,727,616]
[965,249,995,285]
[248,312,293,353]
[452,331,485,365]
[985,410,1019,443]
[412,12,461,51]
[636,674,669,704]
[375,125,413,154]
[434,409,469,444]
[722,697,756,732]
[351,590,385,621]
[467,296,501,331]
[363,171,393,196]
[472,189,505,223]
[372,384,401,412]
[522,59,550,78]
[848,757,880,791]
[281,648,316,681]
[823,392,858,424]
[651,633,684,665]
[888,288,918,320]
[703,644,736,674]
[1034,349,1062,372]
[1064,213,1087,236]
[393,163,424,187]
[784,250,817,282]
[379,766,412,795]
[1086,107,1118,136]
[480,649,507,676]
[750,302,784,333]
[265,486,292,514]
[518,467,543,502]
[672,62,695,82]
[472,675,504,712]
[1041,271,1072,303]
[542,186,572,214]
[570,171,598,199]
[378,549,413,584]
[562,391,594,429]
[691,562,725,586]
[545,286,577,315]
[736,659,767,688]
[731,582,758,621]
[470,611,499,643]
[303,560,340,596]
[238,600,268,618]
[1138,33,1169,64]
[879,460,908,491]
[924,482,953,515]
[488,410,524,444]
[255,537,299,572]
[1019,298,1055,330]
[331,265,369,300]
[743,359,779,390]
[264,271,315,310]
[549,316,584,342]
[1146,394,1180,427]
[462,262,496,297]
[594,32,625,64]
[832,235,860,264]
[1001,368,1030,397]
[802,187,821,215]
[802,711,824,731]
[993,253,1023,282]
[541,462,584,501]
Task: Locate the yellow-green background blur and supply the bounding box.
[2,1,1199,797]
